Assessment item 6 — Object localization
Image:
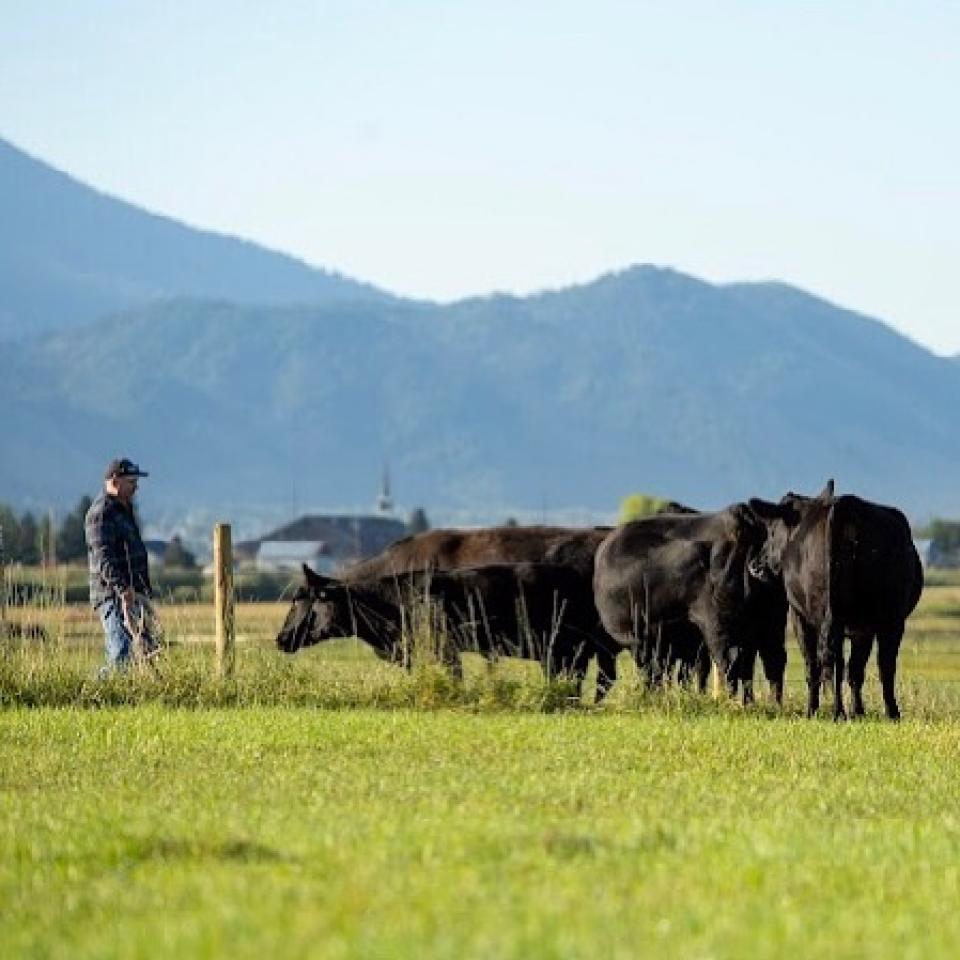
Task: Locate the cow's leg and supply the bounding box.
[701,619,737,698]
[759,639,786,706]
[877,624,904,721]
[554,645,588,701]
[676,651,693,689]
[821,618,846,721]
[695,642,711,693]
[846,632,873,717]
[635,631,658,689]
[626,600,656,690]
[739,644,758,706]
[593,646,618,703]
[795,616,820,717]
[650,625,670,688]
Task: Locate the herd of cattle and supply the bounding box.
[276,480,923,719]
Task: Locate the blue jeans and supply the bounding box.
[98,599,134,675]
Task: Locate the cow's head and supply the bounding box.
[721,502,776,588]
[275,564,352,653]
[746,479,835,579]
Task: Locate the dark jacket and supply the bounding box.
[84,491,152,608]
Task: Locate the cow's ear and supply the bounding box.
[819,479,835,500]
[303,564,334,593]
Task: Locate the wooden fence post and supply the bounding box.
[214,523,235,678]
[711,662,722,698]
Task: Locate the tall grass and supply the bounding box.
[0,581,589,711]
[2,565,959,716]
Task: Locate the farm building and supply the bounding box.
[238,514,406,571]
[256,540,335,574]
[236,467,408,571]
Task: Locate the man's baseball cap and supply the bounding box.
[105,457,149,480]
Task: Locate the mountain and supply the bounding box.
[3,266,960,522]
[0,137,390,339]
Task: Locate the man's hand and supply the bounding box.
[120,586,135,609]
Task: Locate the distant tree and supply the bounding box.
[16,512,40,565]
[504,517,518,527]
[57,496,93,563]
[618,493,669,524]
[0,505,21,563]
[164,535,197,569]
[929,519,960,565]
[407,507,430,536]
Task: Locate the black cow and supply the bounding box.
[277,562,618,699]
[338,525,617,696]
[749,481,923,719]
[592,503,771,699]
[651,502,788,704]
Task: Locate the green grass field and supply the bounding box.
[4,709,960,959]
[2,569,960,958]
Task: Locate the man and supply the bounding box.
[85,458,153,672]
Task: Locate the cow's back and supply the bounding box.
[830,495,922,630]
[593,510,742,641]
[341,526,607,583]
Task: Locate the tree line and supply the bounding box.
[0,497,195,568]
[0,497,92,565]
[925,519,960,566]
[3,493,958,567]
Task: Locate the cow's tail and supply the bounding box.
[819,496,840,677]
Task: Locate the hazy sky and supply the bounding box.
[3,1,958,354]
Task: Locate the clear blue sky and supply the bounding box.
[3,1,958,353]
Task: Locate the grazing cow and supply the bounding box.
[749,481,923,719]
[651,502,788,704]
[593,503,771,698]
[338,525,617,696]
[277,562,617,698]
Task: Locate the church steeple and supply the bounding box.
[376,462,393,514]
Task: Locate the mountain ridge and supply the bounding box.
[3,138,958,523]
[3,273,958,521]
[0,136,392,339]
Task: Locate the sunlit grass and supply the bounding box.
[4,708,960,960]
[2,568,960,958]
[2,570,960,714]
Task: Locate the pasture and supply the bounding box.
[2,570,960,958]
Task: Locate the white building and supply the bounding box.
[256,540,335,574]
